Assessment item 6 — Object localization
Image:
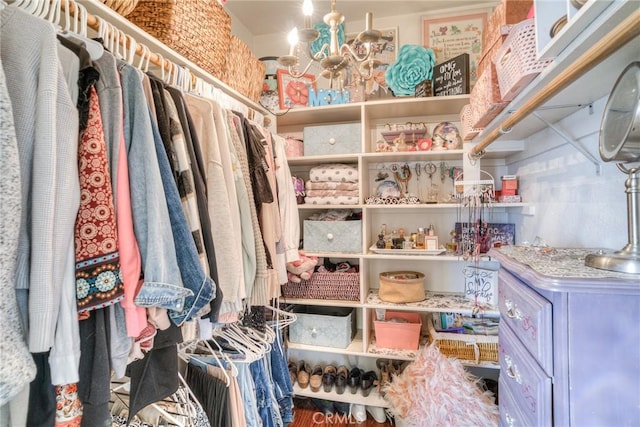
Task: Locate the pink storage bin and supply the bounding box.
[374,311,422,350]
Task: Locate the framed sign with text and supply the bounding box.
[422,13,486,89]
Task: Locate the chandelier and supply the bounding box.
[278,0,382,83]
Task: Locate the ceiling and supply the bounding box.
[225,0,484,37]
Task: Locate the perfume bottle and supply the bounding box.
[416,227,426,249]
[376,233,386,249]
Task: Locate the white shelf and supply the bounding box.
[293,383,390,408]
[365,291,499,316]
[363,252,459,261]
[300,251,363,258]
[297,204,361,210]
[280,298,362,307]
[287,153,359,166]
[361,150,464,162]
[276,95,470,128]
[287,330,365,356]
[367,335,499,370]
[362,202,528,211]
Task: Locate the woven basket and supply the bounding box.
[460,104,482,141]
[100,0,139,16]
[127,0,231,78]
[221,35,266,102]
[494,19,553,102]
[281,272,360,301]
[427,314,498,363]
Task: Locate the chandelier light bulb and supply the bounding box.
[303,0,313,28]
[287,27,299,55]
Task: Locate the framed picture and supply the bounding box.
[277,69,317,110]
[422,12,486,89]
[344,27,398,98]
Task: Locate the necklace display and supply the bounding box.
[392,163,412,197]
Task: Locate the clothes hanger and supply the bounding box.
[213,326,260,363]
[57,1,104,61]
[207,337,239,377]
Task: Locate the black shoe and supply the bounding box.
[347,367,363,394]
[361,370,378,397]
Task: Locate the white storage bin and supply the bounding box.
[303,123,361,156]
[289,306,356,349]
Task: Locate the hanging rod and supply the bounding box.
[469,6,640,160]
[58,0,267,115]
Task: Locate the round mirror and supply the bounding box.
[599,61,640,162]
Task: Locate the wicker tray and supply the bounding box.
[127,0,231,78]
[427,314,498,363]
[281,272,360,301]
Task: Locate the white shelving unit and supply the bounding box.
[278,94,514,408]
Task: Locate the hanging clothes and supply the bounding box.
[185,364,231,427]
[226,111,270,307]
[271,133,301,284]
[1,4,81,387]
[118,61,191,312]
[167,87,223,321]
[0,63,37,409]
[186,94,247,316]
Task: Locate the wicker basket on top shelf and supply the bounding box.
[126,0,231,79]
[221,35,266,103]
[100,0,139,16]
[281,272,360,301]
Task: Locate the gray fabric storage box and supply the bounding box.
[303,123,361,156]
[289,306,356,348]
[303,220,362,253]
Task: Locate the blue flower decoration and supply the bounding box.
[385,45,436,96]
[310,21,345,57]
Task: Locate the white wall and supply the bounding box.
[247,2,496,59]
[504,96,628,251]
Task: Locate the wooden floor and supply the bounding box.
[290,399,395,427]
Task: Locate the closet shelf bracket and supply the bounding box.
[532,112,601,175]
[507,102,594,115]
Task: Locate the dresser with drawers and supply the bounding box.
[490,246,640,426]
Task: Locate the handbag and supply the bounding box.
[379,271,426,303]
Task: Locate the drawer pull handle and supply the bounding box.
[326,233,334,241]
[505,412,515,427]
[328,137,336,145]
[311,328,318,338]
[505,298,523,320]
[504,354,522,384]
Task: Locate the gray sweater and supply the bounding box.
[1,5,81,382]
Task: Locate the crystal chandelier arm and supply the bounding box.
[286,59,317,79]
[340,41,372,64]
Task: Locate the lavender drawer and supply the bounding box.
[499,375,532,427]
[499,323,552,426]
[498,269,553,374]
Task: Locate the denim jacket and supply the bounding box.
[148,103,216,326]
[118,62,191,311]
